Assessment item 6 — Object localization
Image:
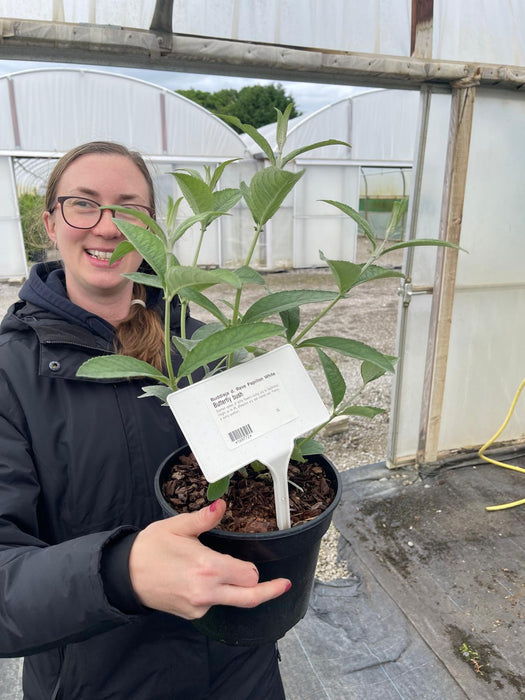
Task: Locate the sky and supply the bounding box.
[0,59,365,115]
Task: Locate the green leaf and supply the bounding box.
[297,336,395,373]
[385,198,408,240]
[212,188,242,212]
[76,355,168,383]
[207,476,231,501]
[171,211,226,244]
[339,405,385,418]
[166,266,241,300]
[292,436,325,462]
[122,271,164,289]
[172,172,214,214]
[319,251,362,294]
[170,336,198,358]
[138,385,173,403]
[219,114,276,164]
[233,266,266,286]
[178,288,229,325]
[178,323,283,377]
[242,290,337,324]
[355,264,405,285]
[280,306,300,341]
[103,205,166,241]
[381,239,465,255]
[280,139,351,168]
[175,167,203,181]
[112,219,167,282]
[191,322,224,341]
[321,199,376,249]
[275,103,294,155]
[291,442,307,462]
[166,195,182,232]
[241,166,304,227]
[209,158,240,191]
[110,240,136,263]
[317,348,346,408]
[361,355,397,384]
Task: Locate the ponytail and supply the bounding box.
[115,284,165,371]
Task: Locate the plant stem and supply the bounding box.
[163,296,176,389]
[192,223,206,266]
[295,384,366,449]
[292,294,342,345]
[233,222,263,322]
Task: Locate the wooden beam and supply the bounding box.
[0,19,524,92]
[417,74,479,464]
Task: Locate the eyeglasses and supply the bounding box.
[51,196,155,230]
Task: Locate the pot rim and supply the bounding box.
[154,446,342,541]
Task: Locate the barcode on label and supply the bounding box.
[228,424,253,443]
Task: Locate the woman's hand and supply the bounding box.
[128,500,291,619]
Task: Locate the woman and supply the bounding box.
[0,142,289,699]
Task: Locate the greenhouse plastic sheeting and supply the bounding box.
[0,0,411,57]
[389,87,525,465]
[246,90,419,164]
[1,1,524,67]
[0,68,249,158]
[0,156,27,280]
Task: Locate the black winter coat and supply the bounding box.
[0,264,282,700]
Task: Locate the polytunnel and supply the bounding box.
[243,89,419,267]
[0,67,259,276]
[1,2,525,697]
[0,0,524,508]
[1,72,422,276]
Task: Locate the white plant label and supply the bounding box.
[207,369,298,449]
[167,344,330,530]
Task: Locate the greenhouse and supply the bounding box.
[244,88,419,267]
[0,71,419,274]
[0,1,524,698]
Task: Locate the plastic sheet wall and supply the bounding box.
[292,164,359,268]
[0,0,411,57]
[389,88,525,464]
[0,156,27,280]
[0,69,248,158]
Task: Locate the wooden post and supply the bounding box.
[411,0,434,58]
[417,72,480,464]
[150,0,174,33]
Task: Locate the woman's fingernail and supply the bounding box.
[209,500,219,513]
[284,581,292,593]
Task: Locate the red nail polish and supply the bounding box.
[284,581,292,593]
[209,500,219,512]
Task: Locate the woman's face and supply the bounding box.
[43,153,150,308]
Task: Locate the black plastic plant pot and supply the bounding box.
[154,447,342,647]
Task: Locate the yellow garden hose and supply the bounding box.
[478,378,525,511]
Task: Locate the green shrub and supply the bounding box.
[18,192,49,262]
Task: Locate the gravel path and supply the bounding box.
[0,241,403,581]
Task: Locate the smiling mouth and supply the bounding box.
[86,249,114,261]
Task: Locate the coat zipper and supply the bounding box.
[50,647,64,700]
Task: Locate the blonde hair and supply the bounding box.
[45,141,165,370]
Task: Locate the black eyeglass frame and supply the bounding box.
[50,195,156,230]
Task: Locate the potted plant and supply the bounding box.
[77,106,457,645]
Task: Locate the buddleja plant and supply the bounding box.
[77,105,457,497]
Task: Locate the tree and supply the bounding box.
[177,83,300,131]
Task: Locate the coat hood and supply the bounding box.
[1,261,183,340]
